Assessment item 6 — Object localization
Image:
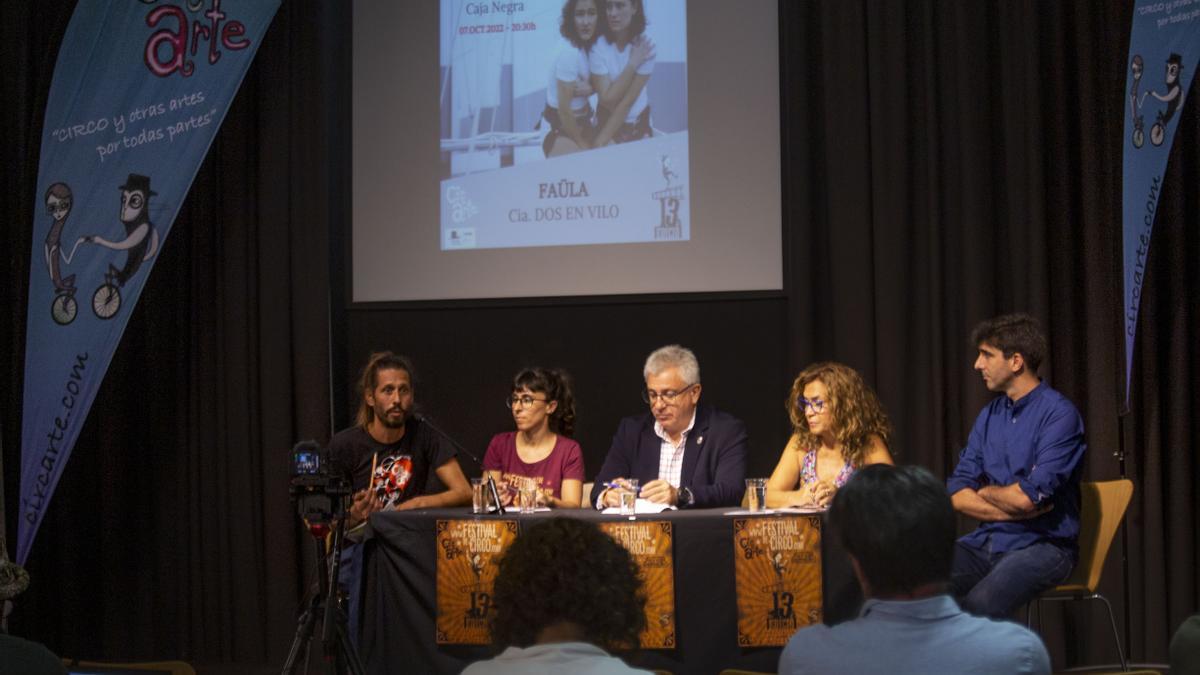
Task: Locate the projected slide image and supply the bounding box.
[440,0,689,250]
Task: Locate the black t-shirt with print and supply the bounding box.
[327,418,455,509]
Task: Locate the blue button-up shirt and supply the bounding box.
[779,595,1051,674]
[946,381,1086,552]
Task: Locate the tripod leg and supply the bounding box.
[334,610,367,675]
[287,538,332,675]
[281,593,322,675]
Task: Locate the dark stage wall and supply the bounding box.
[1,0,1196,671]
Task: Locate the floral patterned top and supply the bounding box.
[799,448,855,488]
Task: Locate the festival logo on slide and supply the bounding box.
[439,0,689,250]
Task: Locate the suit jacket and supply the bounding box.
[589,403,748,508]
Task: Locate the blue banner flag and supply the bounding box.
[1122,2,1199,406]
[18,0,280,565]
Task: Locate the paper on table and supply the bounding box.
[493,506,553,514]
[722,506,826,515]
[601,498,676,515]
[776,505,826,514]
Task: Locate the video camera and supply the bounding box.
[289,440,353,534]
[283,441,366,674]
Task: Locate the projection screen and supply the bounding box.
[353,0,781,301]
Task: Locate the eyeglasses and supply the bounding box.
[642,384,697,405]
[505,394,548,410]
[797,397,827,413]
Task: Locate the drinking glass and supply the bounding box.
[471,478,485,514]
[618,479,640,516]
[746,478,767,512]
[519,485,538,514]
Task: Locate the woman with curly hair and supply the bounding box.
[483,367,585,508]
[765,362,894,509]
[542,0,605,157]
[463,518,648,674]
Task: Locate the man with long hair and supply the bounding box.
[330,351,470,523]
[327,352,471,646]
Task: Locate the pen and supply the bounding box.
[602,481,640,494]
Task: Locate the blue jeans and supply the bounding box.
[951,539,1075,619]
[338,542,363,648]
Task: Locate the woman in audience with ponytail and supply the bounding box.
[483,367,585,508]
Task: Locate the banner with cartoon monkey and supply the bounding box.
[1122,3,1199,406]
[18,0,279,565]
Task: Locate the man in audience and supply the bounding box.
[462,518,651,674]
[1171,613,1200,675]
[947,313,1086,618]
[0,633,66,675]
[779,464,1051,674]
[591,344,748,509]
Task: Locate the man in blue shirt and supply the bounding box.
[779,464,1050,674]
[947,313,1086,619]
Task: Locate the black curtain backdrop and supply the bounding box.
[1,0,1196,671]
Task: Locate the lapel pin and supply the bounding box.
[697,435,703,445]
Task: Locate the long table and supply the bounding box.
[357,507,860,675]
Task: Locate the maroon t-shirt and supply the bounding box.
[481,432,585,499]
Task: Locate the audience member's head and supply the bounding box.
[490,518,645,651]
[0,633,67,675]
[1171,613,1200,675]
[830,464,956,598]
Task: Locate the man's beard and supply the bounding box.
[377,407,407,429]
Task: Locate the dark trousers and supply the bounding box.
[951,538,1075,619]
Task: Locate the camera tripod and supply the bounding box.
[281,511,365,675]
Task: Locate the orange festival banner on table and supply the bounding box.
[599,520,676,649]
[733,516,823,647]
[435,519,519,644]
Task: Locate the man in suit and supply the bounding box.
[591,344,748,509]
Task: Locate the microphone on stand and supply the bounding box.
[411,409,506,515]
[410,409,485,470]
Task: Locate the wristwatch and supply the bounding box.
[677,486,695,508]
